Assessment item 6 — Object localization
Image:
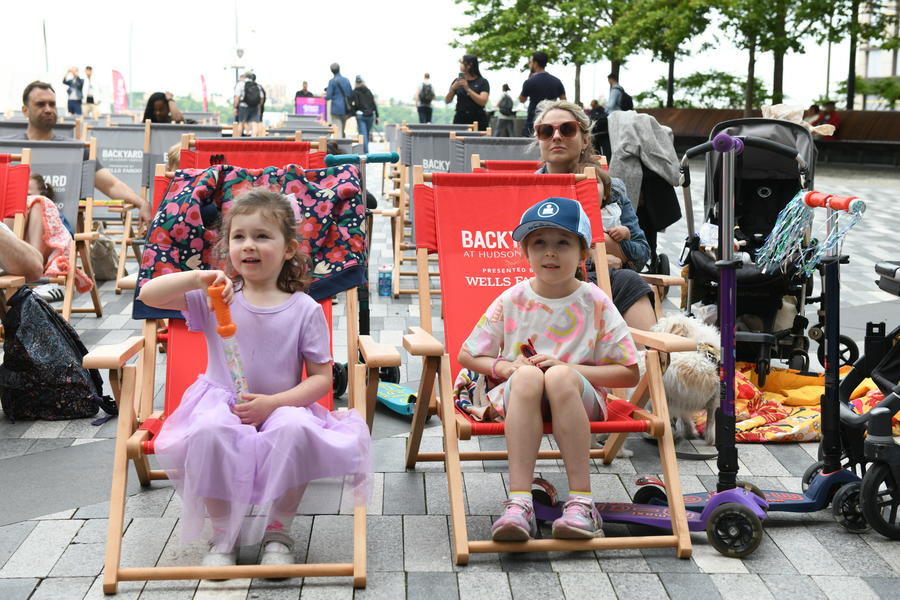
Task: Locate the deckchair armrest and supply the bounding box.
[640,273,686,287]
[403,326,444,357]
[359,335,401,367]
[83,336,144,369]
[629,328,697,353]
[0,275,26,288]
[75,231,100,242]
[375,208,400,217]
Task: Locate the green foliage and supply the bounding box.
[837,76,900,109]
[636,70,769,109]
[612,0,712,62]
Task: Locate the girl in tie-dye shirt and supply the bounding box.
[458,196,638,543]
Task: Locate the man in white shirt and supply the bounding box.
[82,66,100,120]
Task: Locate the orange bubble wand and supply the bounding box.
[207,284,249,401]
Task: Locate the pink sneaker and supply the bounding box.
[491,497,538,541]
[552,496,604,539]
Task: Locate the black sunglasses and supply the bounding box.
[535,121,580,140]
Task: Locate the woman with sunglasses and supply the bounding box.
[445,54,490,131]
[532,100,656,333]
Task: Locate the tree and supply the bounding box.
[611,0,713,108]
[718,0,772,115]
[452,0,633,104]
[634,70,768,109]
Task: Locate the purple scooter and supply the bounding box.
[533,132,768,558]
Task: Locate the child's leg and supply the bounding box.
[504,365,546,493]
[205,498,236,551]
[25,203,50,265]
[266,483,308,534]
[544,365,591,494]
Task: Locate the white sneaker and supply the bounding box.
[202,543,237,578]
[33,283,63,303]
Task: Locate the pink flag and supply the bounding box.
[201,75,208,112]
[112,70,128,114]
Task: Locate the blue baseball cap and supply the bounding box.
[512,197,591,246]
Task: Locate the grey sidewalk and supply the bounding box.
[0,156,898,599]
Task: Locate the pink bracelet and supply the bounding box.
[491,357,507,380]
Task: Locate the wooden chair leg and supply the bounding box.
[437,356,470,565]
[61,242,77,321]
[351,363,367,588]
[114,213,133,295]
[78,240,103,317]
[405,356,439,468]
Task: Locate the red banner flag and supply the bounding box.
[112,70,128,114]
[201,75,208,112]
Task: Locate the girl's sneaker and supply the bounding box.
[202,542,237,577]
[552,496,604,539]
[491,497,538,541]
[260,530,295,569]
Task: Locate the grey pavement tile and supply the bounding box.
[403,515,452,572]
[383,472,426,515]
[194,578,252,598]
[658,572,723,600]
[741,530,798,575]
[425,472,451,515]
[0,521,37,570]
[547,549,601,573]
[299,576,352,599]
[609,572,668,599]
[246,577,302,600]
[353,570,405,600]
[765,523,846,575]
[49,541,105,577]
[0,519,82,577]
[59,418,102,439]
[462,472,506,516]
[766,443,820,477]
[119,517,177,570]
[499,544,555,573]
[0,418,32,439]
[371,437,410,473]
[810,576,881,600]
[640,546,700,573]
[25,437,75,454]
[0,439,36,459]
[366,515,403,572]
[710,574,775,600]
[20,420,69,439]
[298,477,343,515]
[804,522,895,577]
[457,571,511,600]
[306,515,355,565]
[30,576,94,599]
[558,572,615,598]
[508,572,562,599]
[73,518,113,545]
[406,571,459,600]
[862,576,900,600]
[0,577,39,600]
[453,516,503,572]
[596,547,651,573]
[760,574,826,599]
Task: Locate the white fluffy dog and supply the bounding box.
[652,313,721,444]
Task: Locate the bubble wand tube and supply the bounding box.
[207,284,249,401]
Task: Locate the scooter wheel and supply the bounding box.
[633,485,668,506]
[332,363,348,398]
[832,482,870,533]
[861,462,900,540]
[380,366,401,384]
[706,503,764,558]
[801,460,826,493]
[816,335,860,368]
[531,478,559,508]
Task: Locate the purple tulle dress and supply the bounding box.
[154,289,371,548]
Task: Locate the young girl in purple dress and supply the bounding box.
[139,189,370,568]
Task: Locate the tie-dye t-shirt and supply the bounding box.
[463,279,637,413]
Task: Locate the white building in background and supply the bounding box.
[857,0,899,109]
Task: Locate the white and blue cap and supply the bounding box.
[512,197,591,246]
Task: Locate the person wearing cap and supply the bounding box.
[352,76,378,154]
[325,63,354,137]
[459,196,639,544]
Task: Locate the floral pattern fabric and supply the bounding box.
[134,163,367,320]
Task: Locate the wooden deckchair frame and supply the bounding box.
[402,166,695,563]
[84,168,399,593]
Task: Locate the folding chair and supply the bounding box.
[403,167,695,563]
[0,139,104,320]
[0,151,32,325]
[472,155,609,173]
[178,134,327,169]
[268,125,337,140]
[449,135,540,173]
[181,111,220,124]
[85,163,399,593]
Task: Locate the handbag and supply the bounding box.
[90,223,123,281]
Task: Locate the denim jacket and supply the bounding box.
[610,177,650,271]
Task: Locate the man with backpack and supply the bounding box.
[325,63,354,137]
[606,73,634,113]
[415,73,435,123]
[233,72,265,136]
[519,51,566,135]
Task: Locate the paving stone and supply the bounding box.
[557,571,615,598]
[353,570,404,599]
[246,577,302,599]
[194,578,252,599]
[299,576,352,599]
[547,549,601,573]
[0,577,39,600]
[425,472,451,515]
[804,522,895,576]
[658,572,723,599]
[306,515,355,566]
[710,573,775,600]
[0,418,33,439]
[0,438,36,459]
[59,418,102,439]
[404,515,452,572]
[33,508,78,520]
[596,547,651,573]
[366,515,403,572]
[30,576,95,599]
[766,443,820,476]
[462,472,506,516]
[862,576,900,599]
[766,523,846,575]
[810,576,880,600]
[406,571,459,600]
[507,572,561,599]
[453,516,503,572]
[383,472,426,515]
[25,437,75,454]
[119,517,177,570]
[0,521,37,570]
[73,518,113,545]
[20,420,70,439]
[49,541,105,577]
[640,546,700,573]
[298,477,343,515]
[458,571,511,600]
[608,572,667,599]
[0,519,82,577]
[760,574,826,599]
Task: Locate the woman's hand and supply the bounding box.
[233,393,279,427]
[527,353,562,371]
[606,225,631,242]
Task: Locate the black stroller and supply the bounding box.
[682,118,857,379]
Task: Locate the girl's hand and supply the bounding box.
[232,393,279,427]
[198,270,233,308]
[527,353,562,371]
[607,226,630,242]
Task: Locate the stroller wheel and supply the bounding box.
[657,253,670,276]
[379,366,401,384]
[861,462,900,540]
[816,335,860,368]
[333,363,349,398]
[788,350,809,372]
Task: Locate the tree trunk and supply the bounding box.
[610,60,620,80]
[745,36,756,117]
[666,55,675,108]
[772,50,784,104]
[575,62,582,105]
[847,0,859,109]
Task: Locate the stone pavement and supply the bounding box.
[0,154,899,599]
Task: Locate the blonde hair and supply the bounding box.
[215,189,310,294]
[166,142,181,171]
[532,100,612,204]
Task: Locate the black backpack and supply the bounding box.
[498,94,514,116]
[620,88,634,111]
[243,81,262,106]
[420,82,435,104]
[0,288,116,423]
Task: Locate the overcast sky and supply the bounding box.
[2,0,850,113]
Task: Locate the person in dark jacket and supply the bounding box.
[352,76,378,153]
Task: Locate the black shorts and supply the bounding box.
[610,268,653,315]
[238,105,260,123]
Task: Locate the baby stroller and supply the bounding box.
[682,118,850,378]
